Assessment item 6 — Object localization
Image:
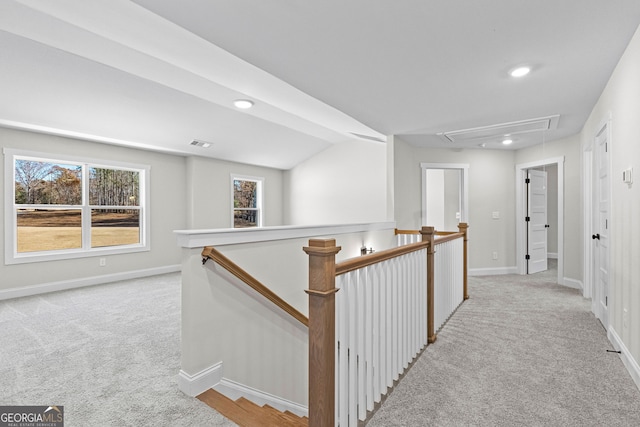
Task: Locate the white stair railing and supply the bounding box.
[305,223,468,427]
[433,236,464,331]
[335,248,428,426]
[395,229,422,246]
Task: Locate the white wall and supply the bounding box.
[0,128,187,293]
[181,245,309,405]
[179,226,397,406]
[444,169,461,230]
[394,139,516,272]
[0,128,291,296]
[424,169,461,231]
[186,156,284,229]
[392,135,582,281]
[284,139,388,225]
[425,169,445,229]
[581,23,640,382]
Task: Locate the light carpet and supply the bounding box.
[367,263,640,426]
[0,273,235,426]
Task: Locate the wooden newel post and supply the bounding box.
[303,239,341,427]
[458,222,469,300]
[420,226,437,344]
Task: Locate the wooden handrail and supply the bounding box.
[201,246,309,327]
[335,241,429,276]
[394,228,421,235]
[305,224,468,426]
[434,231,464,245]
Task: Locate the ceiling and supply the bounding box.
[2,1,640,169]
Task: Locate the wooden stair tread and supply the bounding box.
[284,410,309,422]
[197,389,255,427]
[197,389,307,427]
[263,404,308,426]
[235,397,284,426]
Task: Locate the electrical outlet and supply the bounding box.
[99,257,106,267]
[492,251,498,260]
[492,211,500,219]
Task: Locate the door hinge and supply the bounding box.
[525,178,531,184]
[525,216,530,222]
[606,296,608,306]
[525,254,530,260]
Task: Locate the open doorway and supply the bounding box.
[421,163,469,230]
[515,157,564,284]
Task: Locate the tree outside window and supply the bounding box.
[5,149,149,264]
[232,176,262,228]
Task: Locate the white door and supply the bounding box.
[594,125,610,328]
[527,169,548,274]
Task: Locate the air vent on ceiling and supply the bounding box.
[437,115,559,144]
[190,139,212,148]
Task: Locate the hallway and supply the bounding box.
[367,264,640,426]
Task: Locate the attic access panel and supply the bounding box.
[437,115,560,144]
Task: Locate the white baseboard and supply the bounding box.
[215,378,308,418]
[608,327,640,392]
[0,264,181,301]
[562,278,583,291]
[178,362,308,417]
[547,252,558,259]
[469,266,517,276]
[178,362,224,397]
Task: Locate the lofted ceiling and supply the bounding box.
[1,1,640,169]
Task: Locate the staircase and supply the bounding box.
[197,389,309,427]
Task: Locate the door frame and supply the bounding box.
[420,163,469,227]
[515,156,564,284]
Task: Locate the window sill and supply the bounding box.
[5,244,149,265]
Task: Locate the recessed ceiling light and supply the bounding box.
[502,138,513,145]
[233,99,254,109]
[510,66,531,78]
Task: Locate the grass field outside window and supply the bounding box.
[4,148,149,264]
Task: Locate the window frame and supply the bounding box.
[4,148,150,265]
[230,174,263,228]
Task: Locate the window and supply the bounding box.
[4,149,149,264]
[231,175,263,228]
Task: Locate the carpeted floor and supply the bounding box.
[0,273,235,427]
[3,263,639,426]
[367,261,640,426]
